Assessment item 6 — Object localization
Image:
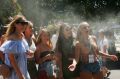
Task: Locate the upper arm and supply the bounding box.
[91,36,100,54]
[74,41,81,62]
[91,35,97,43]
[8,53,17,64]
[0,51,4,63]
[34,45,41,63]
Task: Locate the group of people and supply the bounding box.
[0,14,118,79]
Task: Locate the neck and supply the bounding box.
[25,35,31,40]
[15,31,23,39]
[82,34,89,40]
[64,35,69,39]
[15,31,22,35]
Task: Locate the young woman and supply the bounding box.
[68,22,118,79]
[0,15,29,79]
[34,28,56,79]
[55,23,76,79]
[23,21,38,79]
[97,29,111,77]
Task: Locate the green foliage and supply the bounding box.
[36,0,120,21]
[0,0,20,25]
[1,0,120,26]
[0,0,19,25]
[47,24,57,36]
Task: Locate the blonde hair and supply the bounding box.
[27,21,33,28]
[77,22,98,51]
[36,28,52,48]
[77,22,90,40]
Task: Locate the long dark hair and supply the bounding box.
[55,23,73,53]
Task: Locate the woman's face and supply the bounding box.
[99,32,104,39]
[41,31,49,43]
[80,25,90,36]
[25,25,33,37]
[63,27,72,38]
[15,23,26,33]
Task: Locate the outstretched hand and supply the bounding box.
[68,64,76,71]
[109,55,118,61]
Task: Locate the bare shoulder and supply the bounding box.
[89,35,96,39]
[89,35,97,42]
[75,41,81,48]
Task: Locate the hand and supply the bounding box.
[26,51,34,58]
[109,55,118,61]
[68,63,76,71]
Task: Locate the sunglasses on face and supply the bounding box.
[16,22,28,26]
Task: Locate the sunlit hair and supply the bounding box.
[23,21,33,33]
[56,23,73,52]
[23,21,34,39]
[77,22,90,40]
[77,22,98,49]
[36,28,52,48]
[27,21,33,28]
[6,15,27,38]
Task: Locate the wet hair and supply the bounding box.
[26,21,33,28]
[23,21,33,33]
[77,22,98,50]
[56,23,73,53]
[77,22,90,41]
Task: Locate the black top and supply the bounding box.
[40,51,54,58]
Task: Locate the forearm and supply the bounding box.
[9,54,23,78]
[74,45,80,65]
[99,51,111,59]
[74,55,79,65]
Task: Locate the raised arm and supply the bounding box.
[92,35,118,61]
[68,41,81,71]
[98,51,118,61]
